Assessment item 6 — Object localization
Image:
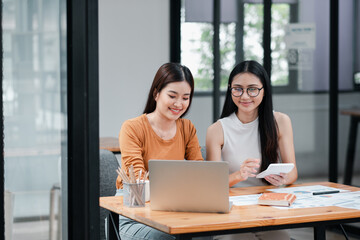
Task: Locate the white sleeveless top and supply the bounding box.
[219,112,266,187]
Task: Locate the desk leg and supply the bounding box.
[344,117,359,185]
[314,226,326,240]
[108,212,120,240]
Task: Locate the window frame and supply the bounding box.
[173,0,301,96]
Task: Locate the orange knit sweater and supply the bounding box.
[116,114,203,189]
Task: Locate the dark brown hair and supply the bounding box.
[143,63,195,117]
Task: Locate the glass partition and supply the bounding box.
[271,0,330,180]
[181,0,214,91]
[2,0,66,239]
[178,0,360,182]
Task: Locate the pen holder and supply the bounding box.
[144,180,150,202]
[123,182,146,207]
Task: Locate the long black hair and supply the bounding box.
[143,63,194,117]
[221,60,279,176]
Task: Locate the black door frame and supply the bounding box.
[1,0,4,237]
[67,0,100,239]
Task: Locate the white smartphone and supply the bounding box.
[256,163,294,178]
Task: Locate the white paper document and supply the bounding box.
[268,184,348,196]
[267,185,358,210]
[230,194,261,206]
[228,185,360,210]
[256,163,294,178]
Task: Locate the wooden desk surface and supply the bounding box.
[99,182,360,235]
[341,109,360,117]
[99,137,120,153]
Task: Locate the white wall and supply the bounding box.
[99,0,170,138]
[99,1,360,179]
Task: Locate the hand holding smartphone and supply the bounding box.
[256,163,294,178]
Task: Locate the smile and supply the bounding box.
[169,108,182,114]
[240,102,253,106]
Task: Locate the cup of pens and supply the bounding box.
[117,166,148,207]
[123,182,146,207]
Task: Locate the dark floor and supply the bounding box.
[289,226,359,240]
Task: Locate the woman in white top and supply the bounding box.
[206,60,298,240]
[206,60,297,188]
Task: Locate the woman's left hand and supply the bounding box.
[264,173,287,186]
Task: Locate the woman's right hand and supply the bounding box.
[236,158,260,182]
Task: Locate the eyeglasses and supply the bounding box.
[230,87,264,97]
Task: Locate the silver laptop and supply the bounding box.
[148,160,231,213]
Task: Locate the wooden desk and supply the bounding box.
[341,109,360,185]
[99,137,120,153]
[100,182,360,240]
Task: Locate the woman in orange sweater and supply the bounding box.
[116,63,203,240]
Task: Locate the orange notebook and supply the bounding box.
[258,192,296,207]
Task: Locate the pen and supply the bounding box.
[312,190,340,195]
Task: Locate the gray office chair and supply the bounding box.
[100,149,120,240]
[201,146,206,160]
